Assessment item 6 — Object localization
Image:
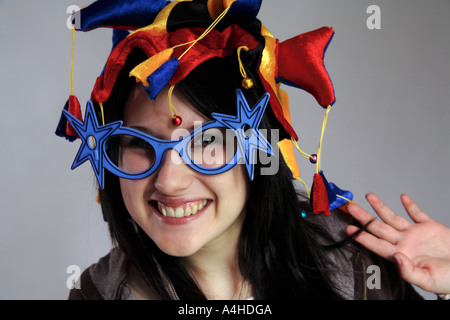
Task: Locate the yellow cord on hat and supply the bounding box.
[166,4,232,121]
[291,138,312,197]
[237,46,253,89]
[99,102,105,125]
[178,5,231,61]
[316,105,331,174]
[70,26,75,96]
[290,104,331,197]
[292,138,313,161]
[238,46,249,75]
[291,106,357,209]
[71,25,106,126]
[167,85,177,119]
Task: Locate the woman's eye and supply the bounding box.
[122,137,151,149]
[192,135,210,148]
[193,129,224,149]
[201,134,216,146]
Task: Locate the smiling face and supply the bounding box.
[119,83,249,257]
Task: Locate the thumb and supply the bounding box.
[393,252,431,290]
[393,252,417,283]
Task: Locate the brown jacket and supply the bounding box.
[68,245,422,300]
[68,211,423,300]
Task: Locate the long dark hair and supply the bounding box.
[97,48,350,299]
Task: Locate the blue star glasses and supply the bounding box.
[63,89,275,189]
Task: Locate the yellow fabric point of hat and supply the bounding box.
[279,139,300,179]
[207,0,236,19]
[275,84,301,181]
[130,48,175,87]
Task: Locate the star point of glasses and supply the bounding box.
[211,89,274,180]
[63,100,121,188]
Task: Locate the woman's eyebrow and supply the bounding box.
[128,125,154,136]
[127,124,200,140]
[127,125,170,140]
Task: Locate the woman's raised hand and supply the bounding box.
[345,193,450,295]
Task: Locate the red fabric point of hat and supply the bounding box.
[66,95,83,137]
[311,172,331,216]
[278,27,335,108]
[259,72,298,140]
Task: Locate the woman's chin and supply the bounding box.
[156,241,201,258]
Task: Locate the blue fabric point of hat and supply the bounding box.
[112,29,130,48]
[55,99,77,142]
[229,0,263,26]
[328,182,354,211]
[76,0,167,31]
[144,58,179,100]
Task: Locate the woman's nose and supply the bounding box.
[153,149,192,194]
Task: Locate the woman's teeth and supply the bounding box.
[157,200,207,218]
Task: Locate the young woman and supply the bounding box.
[59,0,450,300]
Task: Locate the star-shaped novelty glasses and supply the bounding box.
[211,90,274,180]
[63,89,275,189]
[63,101,121,188]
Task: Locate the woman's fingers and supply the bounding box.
[365,193,411,231]
[346,225,396,261]
[347,193,450,294]
[400,194,431,223]
[346,201,401,245]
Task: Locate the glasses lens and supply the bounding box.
[189,127,237,169]
[105,134,156,174]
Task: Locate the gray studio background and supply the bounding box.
[0,0,449,300]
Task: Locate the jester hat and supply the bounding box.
[56,0,352,216]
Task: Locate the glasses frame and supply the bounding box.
[62,89,274,189]
[103,120,240,181]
